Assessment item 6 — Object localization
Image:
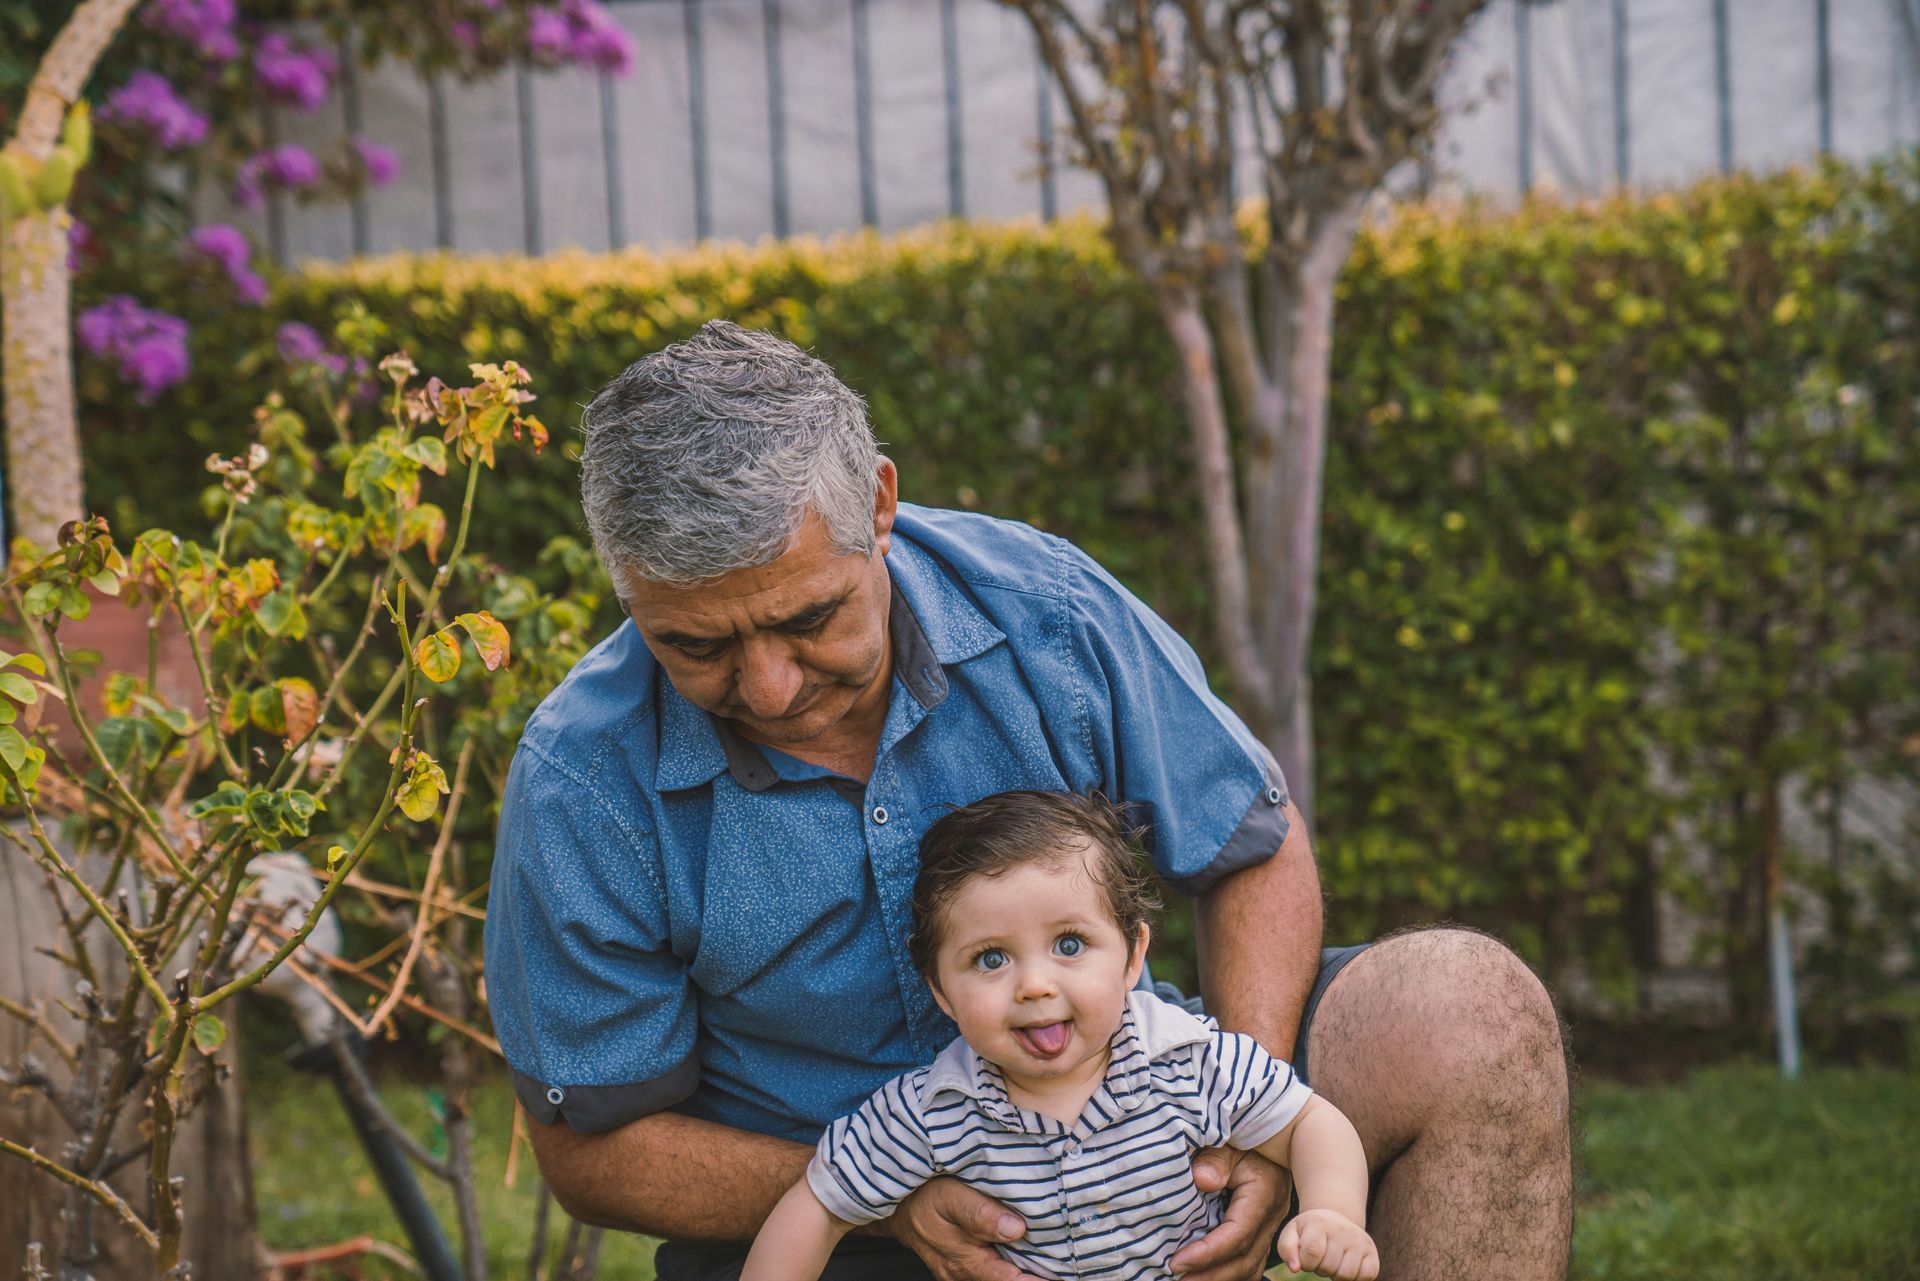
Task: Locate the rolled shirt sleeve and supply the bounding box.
[805,1073,939,1225]
[1199,1030,1315,1152]
[1059,542,1291,895]
[484,742,699,1134]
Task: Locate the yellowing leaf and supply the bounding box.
[412,629,461,683]
[192,1014,227,1056]
[278,677,319,744]
[454,610,510,671]
[397,754,450,823]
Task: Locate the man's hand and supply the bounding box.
[886,1177,1045,1281]
[1167,1147,1292,1280]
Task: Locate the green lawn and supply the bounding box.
[249,1059,1920,1280]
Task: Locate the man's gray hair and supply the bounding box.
[580,320,881,586]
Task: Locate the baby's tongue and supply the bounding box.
[1016,1021,1071,1057]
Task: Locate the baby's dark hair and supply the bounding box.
[909,790,1161,978]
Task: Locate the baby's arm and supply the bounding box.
[740,1179,856,1281]
[1255,1096,1378,1281]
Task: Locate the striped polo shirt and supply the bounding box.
[807,991,1313,1280]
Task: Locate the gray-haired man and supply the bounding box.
[485,321,1572,1281]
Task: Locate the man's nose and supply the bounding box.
[735,639,804,718]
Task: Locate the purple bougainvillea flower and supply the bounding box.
[527,7,572,59]
[254,33,337,112]
[276,321,328,365]
[77,296,191,400]
[563,0,634,76]
[188,224,250,277]
[143,0,239,61]
[99,71,209,150]
[354,139,401,186]
[450,19,480,51]
[233,144,326,210]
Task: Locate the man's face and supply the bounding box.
[620,499,895,748]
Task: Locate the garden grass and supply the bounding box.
[249,1059,1919,1281]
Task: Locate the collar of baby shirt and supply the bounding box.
[920,990,1213,1131]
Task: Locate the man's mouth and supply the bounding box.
[1012,1021,1071,1059]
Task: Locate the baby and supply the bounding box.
[742,790,1379,1281]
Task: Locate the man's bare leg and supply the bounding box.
[1304,928,1573,1281]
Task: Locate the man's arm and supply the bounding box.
[1195,799,1322,1054]
[531,1109,811,1238]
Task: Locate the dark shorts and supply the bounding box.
[653,943,1373,1281]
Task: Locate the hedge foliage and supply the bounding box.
[78,156,1920,1015]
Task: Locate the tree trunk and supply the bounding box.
[1,208,86,547]
[1244,201,1364,815]
[2,0,141,547]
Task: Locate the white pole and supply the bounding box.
[1768,901,1802,1078]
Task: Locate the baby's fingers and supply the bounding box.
[1275,1221,1301,1272]
[1295,1221,1329,1274]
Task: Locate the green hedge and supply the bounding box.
[79,156,1920,1015]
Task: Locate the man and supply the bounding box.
[486,321,1571,1281]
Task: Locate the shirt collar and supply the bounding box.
[652,549,1003,794]
[921,991,1213,1123]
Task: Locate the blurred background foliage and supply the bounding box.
[71,154,1920,1046]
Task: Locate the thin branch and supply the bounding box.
[0,994,78,1070]
[0,1138,158,1250]
[361,739,474,1036]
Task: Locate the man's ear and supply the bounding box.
[1124,921,1151,990]
[872,459,898,558]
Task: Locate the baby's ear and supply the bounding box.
[1125,921,1151,983]
[927,974,955,1021]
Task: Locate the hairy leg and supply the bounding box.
[1304,928,1572,1281]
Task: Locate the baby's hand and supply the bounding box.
[1275,1208,1378,1281]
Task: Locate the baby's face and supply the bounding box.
[927,839,1148,1094]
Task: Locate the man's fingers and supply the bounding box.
[1188,1144,1236,1193]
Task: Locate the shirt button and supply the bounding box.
[1065,1139,1080,1155]
[871,805,889,825]
[545,1086,565,1106]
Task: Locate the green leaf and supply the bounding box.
[3,654,47,676]
[187,781,249,819]
[255,589,308,639]
[412,629,461,683]
[192,1014,227,1056]
[453,610,510,671]
[88,568,121,596]
[94,716,166,773]
[0,724,29,773]
[0,671,38,705]
[403,436,449,475]
[21,581,57,617]
[326,844,349,872]
[58,586,90,621]
[147,1012,173,1057]
[249,685,287,736]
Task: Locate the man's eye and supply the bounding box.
[975,948,1008,972]
[1054,934,1085,958]
[673,641,725,660]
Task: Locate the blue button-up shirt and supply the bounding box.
[484,504,1289,1139]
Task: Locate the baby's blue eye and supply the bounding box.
[1055,934,1085,958]
[975,948,1009,972]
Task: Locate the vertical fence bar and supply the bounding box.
[1612,0,1630,186]
[600,73,627,250]
[516,63,543,255]
[1515,0,1534,193]
[428,73,454,248]
[1033,32,1056,222]
[1713,0,1733,172]
[338,31,370,255]
[940,0,965,217]
[684,0,712,239]
[1815,0,1832,154]
[764,0,790,239]
[852,0,878,227]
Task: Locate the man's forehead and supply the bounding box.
[618,555,865,635]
